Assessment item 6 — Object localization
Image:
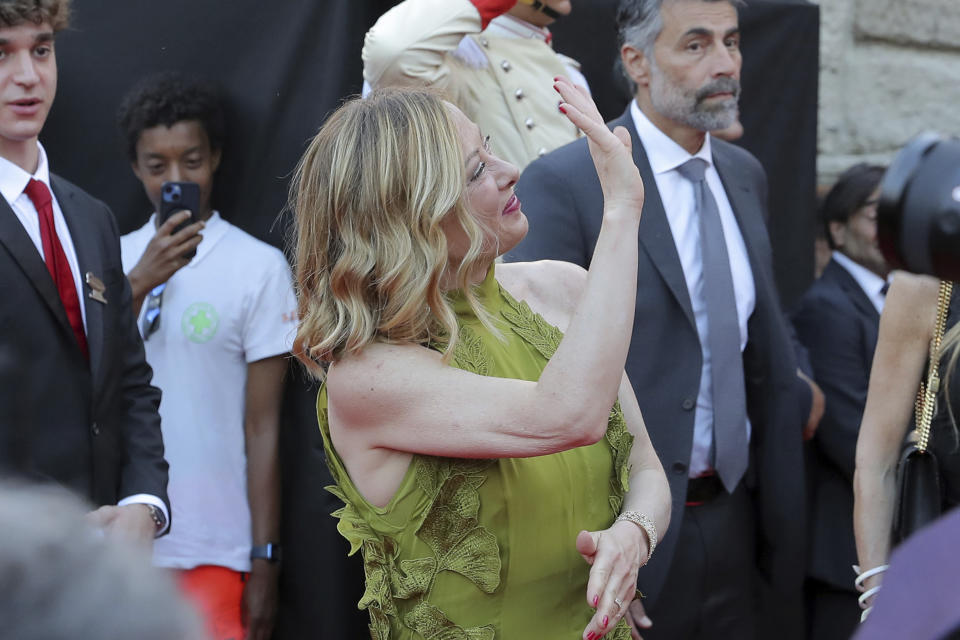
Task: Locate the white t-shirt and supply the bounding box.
[121,211,297,571]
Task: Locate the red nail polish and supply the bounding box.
[587,633,596,640]
[559,105,567,114]
[554,76,561,81]
[592,594,599,607]
[602,615,609,628]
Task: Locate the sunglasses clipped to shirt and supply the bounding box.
[141,284,166,340]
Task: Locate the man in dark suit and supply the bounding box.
[508,0,808,637]
[792,164,888,640]
[0,0,168,543]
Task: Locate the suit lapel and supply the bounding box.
[619,111,696,328]
[0,188,74,335]
[825,259,880,324]
[51,176,105,386]
[713,144,765,272]
[823,259,881,361]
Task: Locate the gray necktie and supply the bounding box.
[677,158,748,492]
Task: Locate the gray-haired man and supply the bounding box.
[510,1,808,637]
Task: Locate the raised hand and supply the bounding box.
[554,76,644,220]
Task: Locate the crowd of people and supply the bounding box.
[0,0,957,639]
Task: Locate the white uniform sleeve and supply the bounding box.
[241,249,298,363]
[362,0,482,91]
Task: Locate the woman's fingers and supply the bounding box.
[581,526,644,639]
[584,572,637,639]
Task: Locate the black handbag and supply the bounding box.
[892,280,953,545]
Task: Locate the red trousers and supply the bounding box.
[174,565,246,640]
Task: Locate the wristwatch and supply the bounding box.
[145,504,166,533]
[250,543,282,563]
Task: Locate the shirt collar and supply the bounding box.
[0,141,52,205]
[832,251,889,303]
[486,14,552,44]
[629,100,712,176]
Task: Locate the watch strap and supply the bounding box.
[250,543,282,563]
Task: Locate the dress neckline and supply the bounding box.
[447,264,499,316]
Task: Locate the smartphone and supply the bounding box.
[159,181,201,259]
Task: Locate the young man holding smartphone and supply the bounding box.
[118,72,296,640]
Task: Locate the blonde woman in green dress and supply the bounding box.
[290,79,670,640]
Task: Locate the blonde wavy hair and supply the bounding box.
[289,88,495,377]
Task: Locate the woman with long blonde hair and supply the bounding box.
[290,80,670,640]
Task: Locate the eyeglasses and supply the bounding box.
[141,284,166,340]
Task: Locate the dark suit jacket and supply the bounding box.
[509,107,806,633]
[793,258,880,590]
[0,174,168,512]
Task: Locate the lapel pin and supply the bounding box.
[85,272,108,304]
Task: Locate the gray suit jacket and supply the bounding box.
[0,174,169,512]
[509,108,806,632]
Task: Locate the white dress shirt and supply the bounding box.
[630,101,756,477]
[831,250,889,315]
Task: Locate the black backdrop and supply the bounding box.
[44,2,818,638]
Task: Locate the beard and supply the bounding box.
[648,60,740,132]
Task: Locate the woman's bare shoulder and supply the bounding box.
[495,260,587,330]
[884,271,942,338]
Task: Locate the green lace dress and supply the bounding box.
[318,266,634,639]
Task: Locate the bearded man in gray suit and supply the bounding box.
[508,0,809,637]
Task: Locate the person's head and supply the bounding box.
[0,482,204,640]
[0,0,70,171]
[617,0,742,143]
[821,163,888,277]
[116,71,224,221]
[290,88,523,373]
[507,0,573,27]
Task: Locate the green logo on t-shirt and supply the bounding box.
[181,302,219,343]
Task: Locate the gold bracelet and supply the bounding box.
[615,511,657,562]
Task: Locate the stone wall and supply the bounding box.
[815,0,960,184]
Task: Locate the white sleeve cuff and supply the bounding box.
[118,494,170,536]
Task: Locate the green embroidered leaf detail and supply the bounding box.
[415,456,447,500]
[418,468,502,595]
[437,472,486,520]
[391,557,437,600]
[605,402,635,517]
[465,627,496,640]
[438,526,501,593]
[404,602,495,640]
[608,620,633,640]
[368,606,391,640]
[358,539,398,616]
[451,325,490,376]
[328,489,378,556]
[498,288,563,362]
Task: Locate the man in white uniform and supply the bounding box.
[117,72,296,640]
[364,0,586,170]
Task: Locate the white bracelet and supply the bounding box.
[853,563,888,620]
[616,511,657,562]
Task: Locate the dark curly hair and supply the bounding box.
[116,71,225,163]
[0,0,70,32]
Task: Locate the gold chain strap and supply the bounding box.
[916,280,953,452]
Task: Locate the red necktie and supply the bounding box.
[24,178,89,360]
